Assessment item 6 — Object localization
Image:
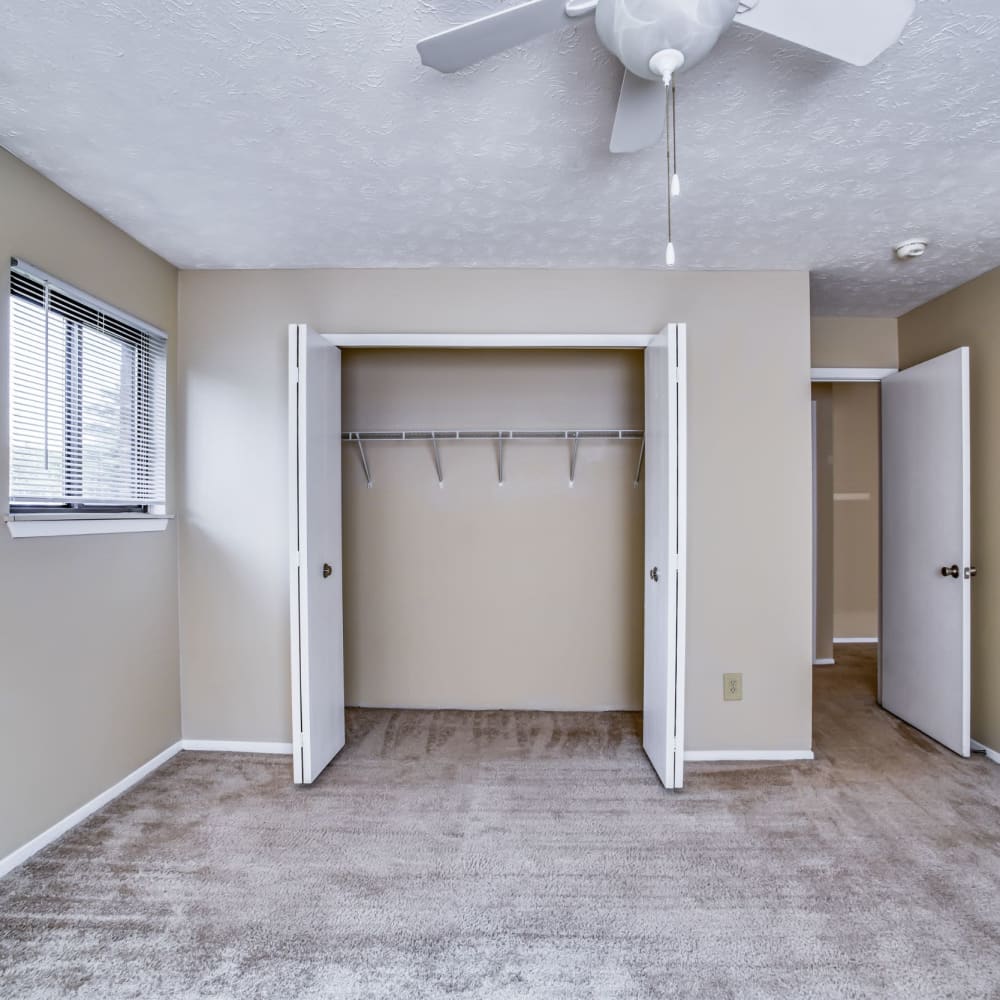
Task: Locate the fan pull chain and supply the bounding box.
[665,82,676,267]
[671,84,680,198]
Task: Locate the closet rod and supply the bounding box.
[342,429,644,441]
[342,430,644,488]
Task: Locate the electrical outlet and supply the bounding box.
[723,673,743,701]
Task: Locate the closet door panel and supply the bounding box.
[289,324,346,784]
[643,324,686,789]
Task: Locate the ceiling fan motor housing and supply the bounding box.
[595,0,741,80]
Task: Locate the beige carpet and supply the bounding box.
[3,645,1000,999]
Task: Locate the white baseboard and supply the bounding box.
[813,658,836,666]
[971,739,1000,765]
[685,749,815,762]
[0,740,183,879]
[181,739,293,755]
[833,637,879,644]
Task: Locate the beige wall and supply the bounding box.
[0,150,180,860]
[811,317,899,369]
[812,385,834,662]
[177,269,813,753]
[898,267,1000,751]
[832,382,880,639]
[342,349,644,710]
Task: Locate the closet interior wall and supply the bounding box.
[340,348,645,712]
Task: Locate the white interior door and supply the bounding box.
[289,324,345,783]
[644,324,687,789]
[881,347,971,756]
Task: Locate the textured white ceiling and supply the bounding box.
[1,1,999,315]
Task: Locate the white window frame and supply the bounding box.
[5,260,170,538]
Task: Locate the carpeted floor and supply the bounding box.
[3,645,1000,999]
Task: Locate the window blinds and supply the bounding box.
[8,260,167,510]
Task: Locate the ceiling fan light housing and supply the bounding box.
[649,48,685,83]
[595,0,741,80]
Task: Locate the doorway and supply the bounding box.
[289,326,688,790]
[812,379,882,665]
[811,355,972,757]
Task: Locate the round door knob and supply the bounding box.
[965,566,978,579]
[941,565,960,578]
[322,563,333,579]
[650,566,660,582]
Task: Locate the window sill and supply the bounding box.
[5,515,171,538]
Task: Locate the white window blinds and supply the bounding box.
[8,260,167,511]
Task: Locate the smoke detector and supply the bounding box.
[894,238,929,260]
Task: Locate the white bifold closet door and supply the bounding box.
[643,324,687,789]
[881,347,971,757]
[289,324,346,784]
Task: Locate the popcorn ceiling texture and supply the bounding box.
[0,0,998,315]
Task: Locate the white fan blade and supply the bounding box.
[734,0,915,67]
[610,70,665,154]
[418,0,575,74]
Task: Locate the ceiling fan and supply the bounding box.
[417,0,917,154]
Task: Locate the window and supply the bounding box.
[8,260,167,517]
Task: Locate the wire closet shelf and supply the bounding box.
[342,429,645,489]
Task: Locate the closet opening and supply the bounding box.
[341,348,645,714]
[289,328,687,789]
